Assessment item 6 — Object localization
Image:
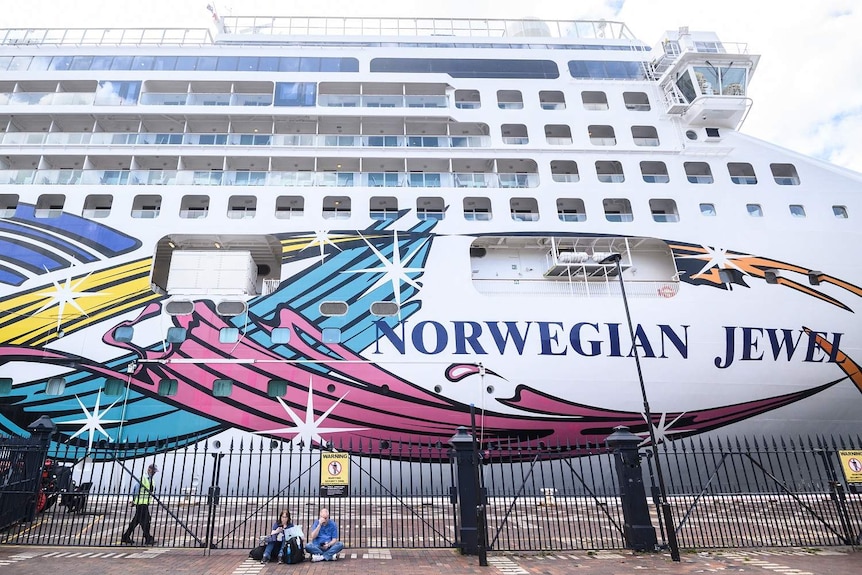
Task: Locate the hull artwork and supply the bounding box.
[1,211,860,460]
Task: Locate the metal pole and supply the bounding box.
[470,404,488,567]
[608,254,680,562]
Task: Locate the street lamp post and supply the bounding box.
[600,252,680,562]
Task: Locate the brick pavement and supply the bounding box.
[0,546,858,575]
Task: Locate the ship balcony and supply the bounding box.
[1,131,491,150]
[317,94,448,108]
[682,94,750,128]
[0,168,539,189]
[139,92,274,106]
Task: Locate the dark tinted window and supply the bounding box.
[153,56,178,70]
[175,56,198,70]
[568,60,644,79]
[216,56,239,71]
[371,58,559,79]
[259,57,279,71]
[274,82,317,106]
[28,55,358,74]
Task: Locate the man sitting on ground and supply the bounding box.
[305,508,344,562]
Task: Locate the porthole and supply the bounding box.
[371,301,399,317]
[685,130,698,141]
[320,301,348,316]
[217,300,247,316]
[165,300,194,315]
[327,383,336,393]
[486,385,495,394]
[434,385,442,394]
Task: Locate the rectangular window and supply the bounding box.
[219,327,239,343]
[46,377,66,396]
[272,328,291,344]
[0,378,12,396]
[274,82,317,106]
[699,203,716,216]
[747,204,763,217]
[213,379,233,397]
[166,327,187,343]
[158,379,179,397]
[322,327,342,343]
[268,380,288,397]
[104,378,125,396]
[114,326,134,342]
[789,205,806,218]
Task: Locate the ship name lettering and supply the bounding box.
[373,320,689,359]
[714,327,843,369]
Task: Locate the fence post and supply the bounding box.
[606,425,658,551]
[816,444,857,545]
[204,447,224,550]
[449,426,480,555]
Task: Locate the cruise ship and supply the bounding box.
[0,12,860,460]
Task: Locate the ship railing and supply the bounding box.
[2,131,490,149]
[0,169,540,189]
[0,27,213,47]
[222,17,636,41]
[318,94,448,108]
[472,278,680,298]
[262,279,281,296]
[0,92,95,106]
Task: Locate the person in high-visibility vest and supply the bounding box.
[121,463,158,545]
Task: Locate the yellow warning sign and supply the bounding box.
[320,452,350,497]
[838,450,862,484]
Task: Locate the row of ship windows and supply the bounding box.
[3,194,849,222]
[0,79,653,112]
[0,373,411,399]
[0,54,646,80]
[0,160,804,187]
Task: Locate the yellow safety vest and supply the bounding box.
[133,475,153,505]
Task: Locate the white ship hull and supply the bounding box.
[0,16,859,459]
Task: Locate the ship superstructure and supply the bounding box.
[0,15,859,458]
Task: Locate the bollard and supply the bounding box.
[606,425,657,551]
[449,426,479,555]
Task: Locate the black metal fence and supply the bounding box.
[0,417,56,531]
[1,429,860,552]
[660,435,862,548]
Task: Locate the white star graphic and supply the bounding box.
[258,378,365,448]
[61,391,123,452]
[34,264,107,331]
[341,231,427,313]
[636,411,692,446]
[299,230,348,265]
[678,246,749,281]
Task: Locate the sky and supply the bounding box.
[2,0,860,174]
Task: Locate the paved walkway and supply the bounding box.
[0,546,858,575]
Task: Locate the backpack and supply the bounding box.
[283,535,305,564]
[248,544,266,561]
